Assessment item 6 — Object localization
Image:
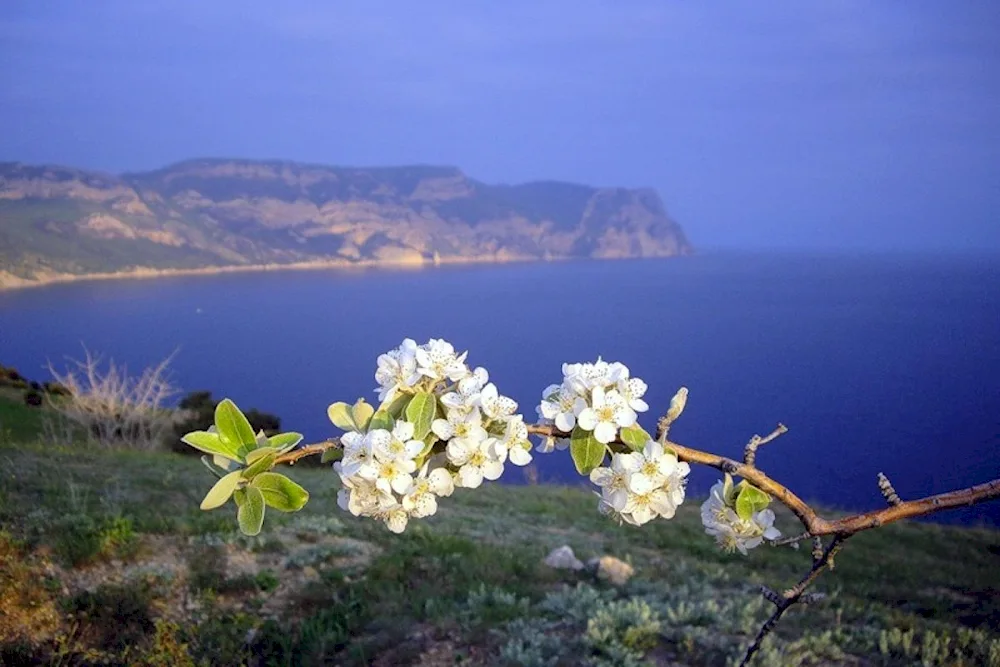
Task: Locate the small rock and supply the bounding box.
[589,556,634,586]
[544,545,584,571]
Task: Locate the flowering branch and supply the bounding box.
[178,341,1000,665]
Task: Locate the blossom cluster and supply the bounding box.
[534,359,690,526]
[591,440,691,525]
[334,338,531,533]
[700,478,781,554]
[535,358,649,450]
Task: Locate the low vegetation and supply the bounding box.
[1,394,998,665]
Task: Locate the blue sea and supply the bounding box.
[2,253,998,525]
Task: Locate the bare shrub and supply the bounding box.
[47,348,178,450]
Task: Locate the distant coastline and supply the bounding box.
[0,253,689,292]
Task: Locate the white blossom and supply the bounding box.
[617,377,649,413]
[374,338,421,401]
[700,480,781,555]
[575,386,636,444]
[538,384,586,432]
[623,486,676,525]
[402,466,455,518]
[628,440,681,494]
[371,421,424,462]
[478,383,518,421]
[361,433,418,495]
[448,437,506,488]
[441,367,489,415]
[334,431,374,479]
[589,452,639,511]
[337,476,380,517]
[534,435,570,454]
[501,416,533,466]
[415,338,469,382]
[431,410,488,449]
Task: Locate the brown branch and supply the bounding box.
[526,423,1000,538]
[524,421,1000,665]
[273,438,340,466]
[739,535,849,667]
[276,421,1000,666]
[744,423,788,466]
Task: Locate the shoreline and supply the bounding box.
[0,255,538,292]
[0,252,689,292]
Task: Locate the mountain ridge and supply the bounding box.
[0,158,692,289]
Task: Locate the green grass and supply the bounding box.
[0,394,47,444]
[1,421,999,665]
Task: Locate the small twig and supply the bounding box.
[744,423,788,466]
[811,536,824,564]
[739,535,848,667]
[877,472,902,506]
[759,586,783,606]
[770,530,811,548]
[273,438,340,466]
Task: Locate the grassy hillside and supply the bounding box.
[1,395,998,666]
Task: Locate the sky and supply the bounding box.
[1,1,998,250]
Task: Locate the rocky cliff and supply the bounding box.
[0,159,691,287]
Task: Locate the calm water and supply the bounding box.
[2,253,999,525]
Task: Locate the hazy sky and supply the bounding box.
[2,1,998,250]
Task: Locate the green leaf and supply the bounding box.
[215,399,256,449]
[181,431,241,461]
[251,472,309,512]
[327,402,357,431]
[200,455,226,479]
[723,473,738,507]
[242,451,276,480]
[267,432,303,454]
[200,470,243,510]
[237,486,266,536]
[406,392,437,440]
[382,392,412,418]
[352,399,375,432]
[619,425,652,451]
[369,410,395,432]
[321,448,343,464]
[735,482,771,521]
[418,432,438,459]
[570,426,606,475]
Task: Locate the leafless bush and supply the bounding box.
[47,348,178,450]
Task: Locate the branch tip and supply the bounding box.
[877,472,902,506]
[743,423,789,466]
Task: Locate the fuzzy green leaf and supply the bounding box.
[181,431,240,461]
[267,432,303,454]
[619,425,652,451]
[237,486,266,536]
[327,402,357,431]
[382,392,412,418]
[735,482,771,521]
[321,448,343,464]
[406,392,437,440]
[200,470,243,510]
[251,472,309,512]
[242,451,276,480]
[352,399,375,432]
[369,410,395,432]
[570,426,606,475]
[215,399,256,449]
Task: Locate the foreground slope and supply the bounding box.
[0,159,691,288]
[1,396,997,666]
